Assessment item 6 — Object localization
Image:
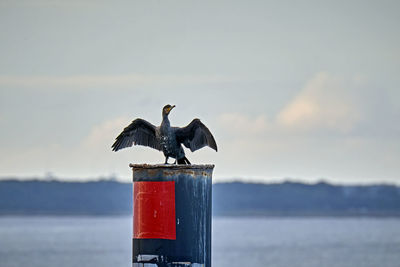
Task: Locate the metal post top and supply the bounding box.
[129,163,215,170]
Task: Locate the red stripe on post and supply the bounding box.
[133,181,176,240]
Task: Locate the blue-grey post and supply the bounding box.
[130,164,214,267]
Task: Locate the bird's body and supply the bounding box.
[112,105,217,164]
[158,115,186,163]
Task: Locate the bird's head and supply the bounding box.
[162,104,175,116]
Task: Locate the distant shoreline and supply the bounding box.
[1,180,399,217]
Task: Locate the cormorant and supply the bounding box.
[111,105,217,164]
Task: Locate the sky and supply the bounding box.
[0,0,399,184]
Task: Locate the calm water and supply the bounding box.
[0,216,399,267]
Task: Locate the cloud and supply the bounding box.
[277,72,362,133]
[217,113,268,137]
[218,72,364,137]
[0,116,162,180]
[82,117,131,150]
[1,71,398,184]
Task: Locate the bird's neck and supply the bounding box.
[162,114,170,127]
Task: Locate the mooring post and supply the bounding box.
[130,164,214,267]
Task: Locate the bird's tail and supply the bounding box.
[177,157,191,165]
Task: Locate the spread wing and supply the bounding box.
[111,119,162,152]
[175,119,217,152]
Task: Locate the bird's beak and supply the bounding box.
[165,105,175,114]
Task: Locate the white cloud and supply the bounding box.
[217,113,268,137]
[1,71,399,184]
[277,72,362,133]
[218,72,364,137]
[82,117,131,150]
[0,116,163,180]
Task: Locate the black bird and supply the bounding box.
[111,105,217,164]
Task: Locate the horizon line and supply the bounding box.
[0,176,398,187]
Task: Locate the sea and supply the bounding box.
[0,216,399,267]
